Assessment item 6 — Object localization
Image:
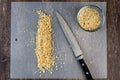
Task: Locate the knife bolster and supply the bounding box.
[77,54,83,60]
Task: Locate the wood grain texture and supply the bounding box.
[0,0,120,80]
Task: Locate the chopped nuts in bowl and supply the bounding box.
[77,5,104,32]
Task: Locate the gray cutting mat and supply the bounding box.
[11,2,107,79]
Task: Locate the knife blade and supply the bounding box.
[56,12,94,80]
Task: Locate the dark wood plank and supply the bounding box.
[0,0,11,80]
[12,0,47,1]
[106,0,120,80]
[0,0,120,80]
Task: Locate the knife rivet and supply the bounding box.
[82,63,85,66]
[86,72,89,75]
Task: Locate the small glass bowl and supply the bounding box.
[77,5,105,32]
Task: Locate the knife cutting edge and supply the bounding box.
[56,12,94,80]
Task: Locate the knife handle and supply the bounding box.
[78,59,94,80]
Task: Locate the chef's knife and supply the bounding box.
[56,12,94,80]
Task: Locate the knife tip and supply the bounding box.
[55,11,59,16]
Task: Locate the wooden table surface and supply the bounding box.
[0,0,120,80]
